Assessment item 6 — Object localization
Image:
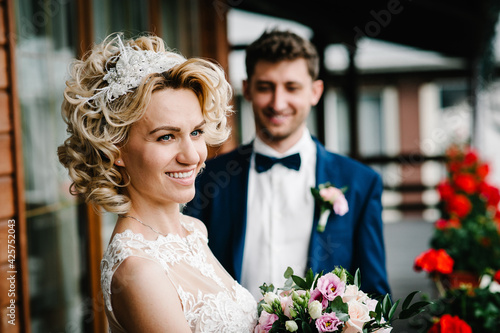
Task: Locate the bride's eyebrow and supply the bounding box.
[149,125,180,135]
[194,120,206,128]
[149,120,206,135]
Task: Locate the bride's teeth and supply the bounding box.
[167,170,194,179]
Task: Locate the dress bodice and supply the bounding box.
[100,220,257,332]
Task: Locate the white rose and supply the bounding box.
[365,298,378,312]
[285,320,298,332]
[264,292,279,305]
[308,300,323,319]
[343,300,371,333]
[342,285,360,303]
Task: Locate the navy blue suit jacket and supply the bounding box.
[185,138,391,296]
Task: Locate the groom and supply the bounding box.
[185,30,390,298]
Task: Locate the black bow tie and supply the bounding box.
[254,153,301,173]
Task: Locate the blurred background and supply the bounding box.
[0,0,499,332]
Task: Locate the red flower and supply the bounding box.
[477,163,490,180]
[494,270,500,284]
[437,181,454,202]
[435,219,448,230]
[414,249,454,274]
[453,174,476,194]
[435,218,461,230]
[464,150,478,167]
[428,314,472,333]
[479,182,500,207]
[447,194,472,218]
[448,161,462,174]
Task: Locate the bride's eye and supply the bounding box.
[157,134,173,142]
[191,129,204,137]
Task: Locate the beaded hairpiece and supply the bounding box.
[78,35,186,104]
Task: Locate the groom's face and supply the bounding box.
[243,58,323,149]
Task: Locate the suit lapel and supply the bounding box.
[230,143,253,281]
[309,139,339,271]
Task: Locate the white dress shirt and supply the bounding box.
[241,129,317,300]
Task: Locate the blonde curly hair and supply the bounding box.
[58,33,232,214]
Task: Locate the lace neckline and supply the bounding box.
[112,219,203,244]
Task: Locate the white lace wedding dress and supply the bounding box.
[101,219,257,332]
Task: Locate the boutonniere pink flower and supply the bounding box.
[311,182,349,232]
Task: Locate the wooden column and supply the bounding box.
[311,32,327,145]
[198,0,237,156]
[398,80,423,217]
[345,47,359,159]
[75,1,106,332]
[0,0,29,331]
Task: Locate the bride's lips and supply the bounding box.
[165,169,196,185]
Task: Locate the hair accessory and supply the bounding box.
[79,35,186,104]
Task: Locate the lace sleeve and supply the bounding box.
[100,231,162,312]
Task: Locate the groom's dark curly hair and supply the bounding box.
[245,29,320,80]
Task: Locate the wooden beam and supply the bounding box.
[75,2,107,332]
[4,0,30,330]
[148,0,161,36]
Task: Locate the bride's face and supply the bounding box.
[119,88,207,206]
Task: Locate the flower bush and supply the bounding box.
[415,144,500,278]
[255,267,429,332]
[427,314,472,333]
[428,144,500,275]
[422,274,500,332]
[414,144,500,332]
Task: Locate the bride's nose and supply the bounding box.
[176,138,200,165]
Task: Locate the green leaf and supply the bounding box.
[327,296,349,320]
[302,321,312,333]
[402,291,420,310]
[259,282,275,296]
[382,294,392,316]
[374,301,383,323]
[284,267,294,279]
[305,268,314,285]
[354,269,361,288]
[291,275,309,289]
[388,299,400,321]
[398,301,431,319]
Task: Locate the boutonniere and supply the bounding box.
[310,182,349,232]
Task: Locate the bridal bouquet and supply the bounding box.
[255,267,429,333]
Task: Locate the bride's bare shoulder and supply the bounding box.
[111,256,191,332]
[182,214,208,237]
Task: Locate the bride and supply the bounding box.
[58,33,257,332]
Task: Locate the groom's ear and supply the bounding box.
[243,79,251,101]
[310,80,324,106]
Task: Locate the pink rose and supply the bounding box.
[319,187,349,216]
[316,273,346,301]
[315,312,342,332]
[333,194,348,216]
[254,311,278,333]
